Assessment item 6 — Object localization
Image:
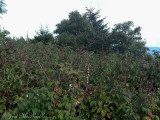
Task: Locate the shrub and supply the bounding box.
[0,40,160,119]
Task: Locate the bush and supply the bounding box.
[0,40,160,119]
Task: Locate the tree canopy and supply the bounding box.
[84,7,110,52]
[0,0,7,15]
[32,26,54,44]
[54,8,148,56]
[54,10,94,50]
[54,8,110,52]
[109,21,148,57]
[0,3,149,57]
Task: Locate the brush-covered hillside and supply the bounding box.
[0,2,160,119]
[0,39,160,119]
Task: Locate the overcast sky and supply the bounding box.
[0,0,160,47]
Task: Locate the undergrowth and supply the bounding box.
[0,40,160,120]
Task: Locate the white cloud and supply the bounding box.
[0,0,160,47]
[1,0,89,37]
[98,0,160,47]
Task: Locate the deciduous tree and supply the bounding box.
[109,21,148,57]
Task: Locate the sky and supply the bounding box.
[0,0,160,47]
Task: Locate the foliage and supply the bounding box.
[0,29,10,39]
[0,28,11,44]
[32,26,54,44]
[54,9,148,56]
[109,21,148,57]
[152,50,160,60]
[84,7,109,52]
[0,0,7,15]
[0,39,160,119]
[54,8,110,52]
[54,10,94,50]
[150,90,160,119]
[0,3,159,119]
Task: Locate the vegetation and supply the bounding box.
[54,8,148,56]
[0,39,160,120]
[0,0,7,15]
[109,21,148,57]
[32,26,54,45]
[0,3,160,120]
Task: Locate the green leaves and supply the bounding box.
[65,103,72,109]
[0,0,7,15]
[54,10,94,50]
[32,26,54,44]
[109,21,147,57]
[101,110,106,117]
[0,39,160,119]
[0,105,6,113]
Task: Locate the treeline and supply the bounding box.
[29,8,148,57]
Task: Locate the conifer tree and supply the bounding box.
[0,0,7,15]
[84,7,110,52]
[54,11,94,49]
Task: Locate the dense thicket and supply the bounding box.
[0,38,160,119]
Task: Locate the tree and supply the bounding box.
[152,50,160,60]
[54,11,94,49]
[84,7,109,52]
[0,0,8,43]
[0,0,7,15]
[54,9,110,52]
[32,26,54,44]
[0,28,11,43]
[0,29,10,38]
[54,9,147,56]
[109,21,148,57]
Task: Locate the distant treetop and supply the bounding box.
[0,0,7,15]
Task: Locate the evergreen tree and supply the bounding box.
[0,0,8,42]
[0,29,10,39]
[32,26,54,44]
[0,0,7,15]
[54,9,147,56]
[54,11,94,49]
[84,7,109,52]
[0,28,10,43]
[54,9,110,52]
